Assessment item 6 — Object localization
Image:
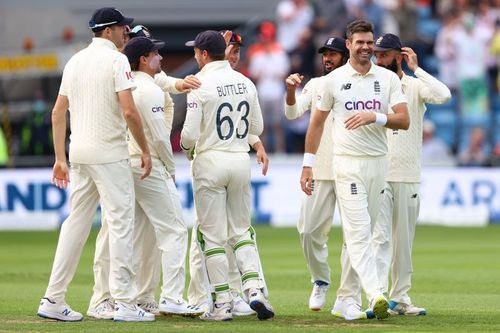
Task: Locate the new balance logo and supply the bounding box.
[341,83,351,90]
[380,189,385,194]
[350,183,358,195]
[62,308,71,316]
[411,193,418,198]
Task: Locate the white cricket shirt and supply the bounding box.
[317,60,406,157]
[128,71,174,175]
[59,38,135,164]
[386,68,451,182]
[181,60,263,154]
[285,77,335,180]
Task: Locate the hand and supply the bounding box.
[181,75,201,92]
[222,30,232,46]
[344,112,376,130]
[140,152,152,179]
[224,43,235,60]
[52,160,70,189]
[285,73,303,90]
[300,167,314,196]
[256,146,269,176]
[401,47,418,72]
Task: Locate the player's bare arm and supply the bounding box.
[300,109,329,196]
[51,94,70,189]
[344,102,409,130]
[118,89,152,179]
[253,141,269,176]
[386,102,409,130]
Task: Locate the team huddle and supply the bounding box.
[36,6,451,323]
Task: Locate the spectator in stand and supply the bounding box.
[248,21,290,153]
[361,0,386,37]
[434,10,461,93]
[491,19,500,92]
[459,127,490,167]
[453,14,490,117]
[20,90,53,156]
[275,0,314,54]
[475,0,497,96]
[421,120,451,160]
[312,0,350,49]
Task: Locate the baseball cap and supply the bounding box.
[185,30,226,56]
[129,25,152,39]
[318,36,348,54]
[373,33,402,51]
[123,37,165,65]
[89,7,134,32]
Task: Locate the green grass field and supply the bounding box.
[0,225,499,332]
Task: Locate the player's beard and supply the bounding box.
[323,61,334,75]
[381,59,398,74]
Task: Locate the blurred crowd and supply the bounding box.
[4,0,500,167]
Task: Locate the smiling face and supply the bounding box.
[346,31,374,66]
[321,49,345,74]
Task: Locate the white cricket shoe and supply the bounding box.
[199,302,233,321]
[87,298,114,320]
[37,297,83,322]
[113,302,155,322]
[331,298,367,320]
[159,298,204,317]
[309,282,329,311]
[388,301,426,316]
[138,300,160,316]
[248,288,275,320]
[370,295,390,320]
[232,294,255,316]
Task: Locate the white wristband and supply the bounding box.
[303,153,316,168]
[374,112,388,126]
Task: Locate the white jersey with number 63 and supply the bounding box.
[181,60,263,154]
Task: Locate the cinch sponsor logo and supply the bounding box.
[125,71,133,80]
[345,99,381,111]
[152,106,164,113]
[187,101,198,109]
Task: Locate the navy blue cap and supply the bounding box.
[123,37,165,65]
[318,36,348,54]
[374,33,402,51]
[89,7,133,32]
[185,30,226,56]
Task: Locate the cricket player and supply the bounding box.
[37,7,154,322]
[187,31,267,317]
[88,24,202,319]
[284,36,349,312]
[181,30,273,321]
[300,20,409,320]
[373,33,451,316]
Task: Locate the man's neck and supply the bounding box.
[349,59,371,75]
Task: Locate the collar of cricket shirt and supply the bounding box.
[90,37,119,51]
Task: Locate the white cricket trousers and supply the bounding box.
[192,150,264,304]
[373,182,420,305]
[296,179,336,284]
[89,158,188,308]
[45,160,137,304]
[89,208,161,310]
[188,226,242,307]
[333,155,386,303]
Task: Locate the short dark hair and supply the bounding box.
[345,20,374,41]
[94,30,104,37]
[210,53,225,61]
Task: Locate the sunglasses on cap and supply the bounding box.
[129,25,151,38]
